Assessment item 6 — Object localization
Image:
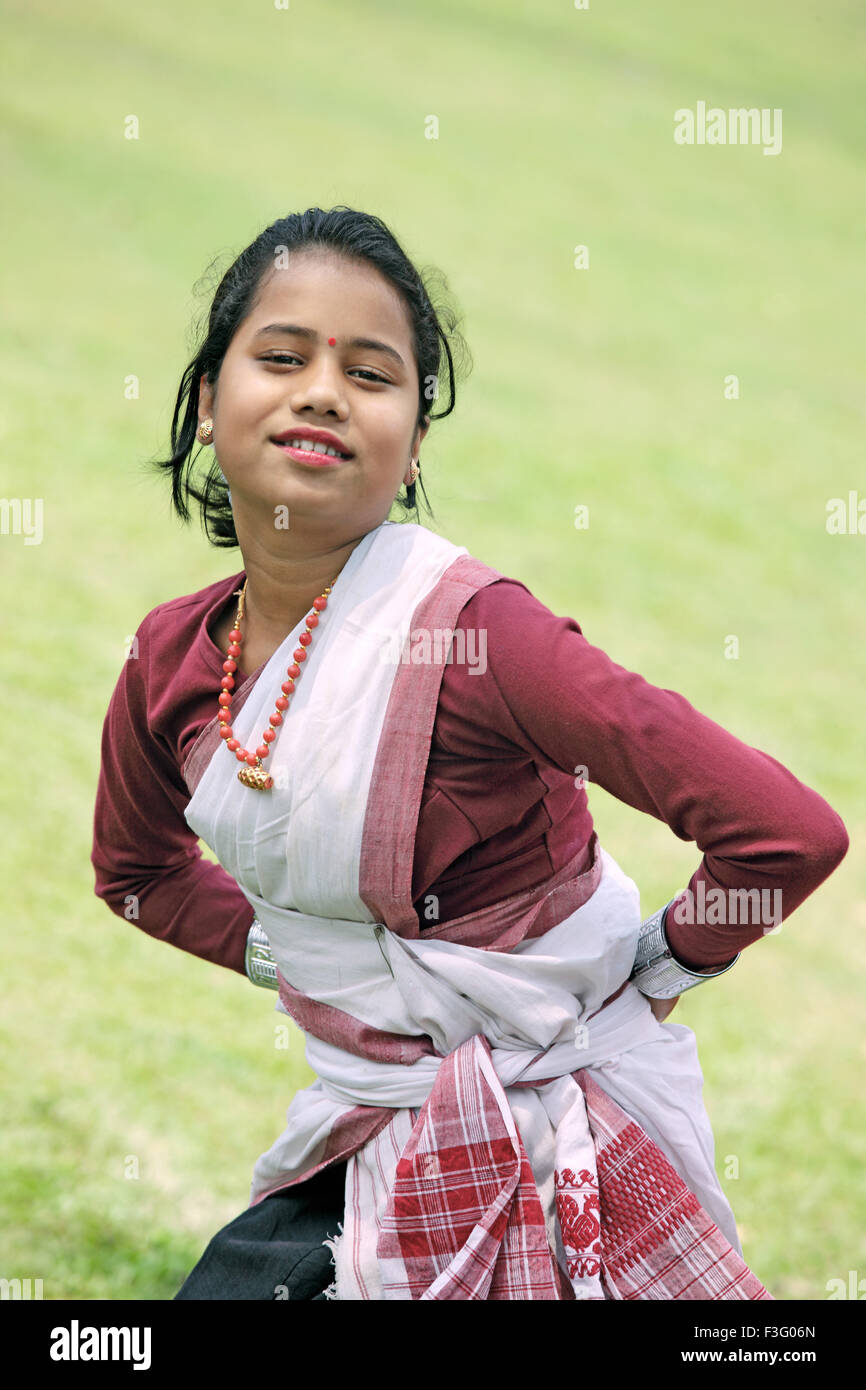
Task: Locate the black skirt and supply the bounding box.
[174,1159,347,1301]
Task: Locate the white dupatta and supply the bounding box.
[183,519,741,1299]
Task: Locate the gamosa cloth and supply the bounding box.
[182,520,772,1300]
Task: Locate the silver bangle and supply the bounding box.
[244,919,279,990]
[629,898,740,999]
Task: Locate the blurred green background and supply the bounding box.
[1,0,863,1300]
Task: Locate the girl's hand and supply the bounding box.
[646,958,724,1021]
[648,994,680,1023]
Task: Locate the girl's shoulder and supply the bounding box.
[135,570,244,649]
[453,569,587,643]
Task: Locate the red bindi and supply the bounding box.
[327,337,336,347]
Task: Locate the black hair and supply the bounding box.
[149,207,472,547]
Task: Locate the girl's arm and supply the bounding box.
[438,578,849,971]
[91,612,255,975]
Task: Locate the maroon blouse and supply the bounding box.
[91,562,849,978]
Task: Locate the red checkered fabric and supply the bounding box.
[374,1033,773,1300]
[375,1033,563,1299]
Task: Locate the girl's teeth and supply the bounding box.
[291,440,342,457]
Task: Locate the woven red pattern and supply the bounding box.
[576,1070,772,1300]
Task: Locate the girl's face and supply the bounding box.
[198,249,430,544]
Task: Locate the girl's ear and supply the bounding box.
[199,374,214,419]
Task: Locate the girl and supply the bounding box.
[92,207,848,1300]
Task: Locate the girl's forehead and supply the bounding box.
[246,259,413,342]
[257,254,403,310]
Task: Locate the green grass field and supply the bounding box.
[2,0,864,1300]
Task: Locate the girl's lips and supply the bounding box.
[273,441,347,467]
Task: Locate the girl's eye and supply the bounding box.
[260,353,388,385]
[352,369,389,384]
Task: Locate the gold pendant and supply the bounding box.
[237,761,273,791]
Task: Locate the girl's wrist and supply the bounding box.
[630,900,740,999]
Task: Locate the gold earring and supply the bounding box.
[198,419,214,444]
[407,457,420,485]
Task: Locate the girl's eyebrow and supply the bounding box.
[253,322,405,369]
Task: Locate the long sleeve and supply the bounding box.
[91,614,254,975]
[442,579,849,968]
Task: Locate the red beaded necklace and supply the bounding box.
[218,575,339,790]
